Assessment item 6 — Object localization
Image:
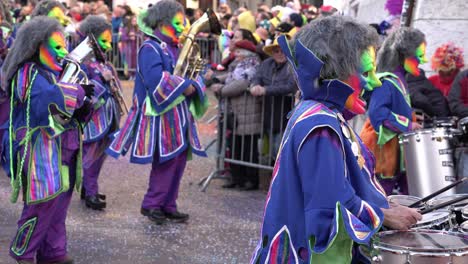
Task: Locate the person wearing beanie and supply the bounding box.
[212,39,261,190]
[251,16,420,264]
[107,0,208,225]
[429,42,465,97]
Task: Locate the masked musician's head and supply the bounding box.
[78,15,112,52]
[31,0,71,27]
[377,27,427,77]
[1,17,66,91]
[143,0,186,44]
[289,16,381,115]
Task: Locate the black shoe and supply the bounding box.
[85,195,106,210]
[164,211,189,223]
[81,188,105,201]
[141,208,166,225]
[97,193,106,200]
[222,182,239,189]
[240,181,258,191]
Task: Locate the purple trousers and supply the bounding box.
[9,148,78,263]
[378,172,409,196]
[82,139,109,197]
[141,150,188,213]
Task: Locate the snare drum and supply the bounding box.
[388,195,420,207]
[399,128,457,197]
[428,195,468,226]
[371,230,468,263]
[411,210,451,230]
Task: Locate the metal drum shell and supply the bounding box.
[399,128,457,197]
[371,230,468,264]
[428,195,468,226]
[462,205,468,221]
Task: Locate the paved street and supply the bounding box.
[0,82,266,264]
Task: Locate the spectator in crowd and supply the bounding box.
[305,4,318,22]
[250,37,297,162]
[407,68,451,118]
[429,42,465,97]
[217,3,232,17]
[212,40,261,190]
[319,5,338,17]
[220,13,231,29]
[119,14,139,80]
[448,69,468,118]
[111,5,126,44]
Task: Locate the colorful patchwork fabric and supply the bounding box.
[27,130,63,203]
[107,38,206,164]
[264,226,298,264]
[107,95,140,157]
[11,217,37,256]
[83,99,115,142]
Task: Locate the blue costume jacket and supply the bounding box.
[368,69,413,144]
[81,58,120,143]
[6,62,86,204]
[251,37,388,264]
[107,35,207,164]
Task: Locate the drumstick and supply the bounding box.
[408,177,468,208]
[419,194,468,215]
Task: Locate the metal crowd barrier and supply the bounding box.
[199,92,296,191]
[68,33,221,74]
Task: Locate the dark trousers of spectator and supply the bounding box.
[230,134,259,188]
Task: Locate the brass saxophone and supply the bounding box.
[174,9,221,79]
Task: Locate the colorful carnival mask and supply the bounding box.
[48,7,70,27]
[404,42,428,76]
[39,31,68,72]
[361,46,382,90]
[98,29,112,52]
[160,11,186,43]
[345,46,382,115]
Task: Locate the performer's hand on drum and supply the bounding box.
[382,203,422,230]
[410,121,423,131]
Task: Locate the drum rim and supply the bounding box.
[399,128,453,139]
[411,210,450,228]
[374,230,468,254]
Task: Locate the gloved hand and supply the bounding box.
[72,100,93,123]
[81,83,95,98]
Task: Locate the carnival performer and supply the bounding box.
[107,0,207,225]
[251,16,421,263]
[2,16,93,264]
[77,15,118,210]
[31,0,71,27]
[361,27,426,195]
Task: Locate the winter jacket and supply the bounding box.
[406,69,450,117]
[448,69,468,118]
[251,58,297,133]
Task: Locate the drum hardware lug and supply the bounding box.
[371,255,382,262]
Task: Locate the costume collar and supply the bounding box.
[277,34,353,112]
[154,30,177,47]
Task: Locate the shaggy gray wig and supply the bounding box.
[1,17,63,92]
[293,15,379,80]
[79,15,111,38]
[377,27,425,72]
[31,0,66,17]
[143,0,184,30]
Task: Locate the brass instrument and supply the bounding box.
[105,61,129,115]
[59,35,97,84]
[174,9,222,79]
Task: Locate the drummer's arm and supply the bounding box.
[381,203,422,230]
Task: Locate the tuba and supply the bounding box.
[174,9,222,79]
[59,35,97,84]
